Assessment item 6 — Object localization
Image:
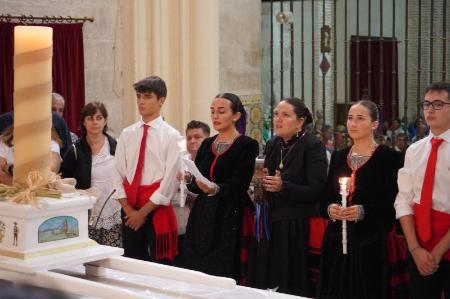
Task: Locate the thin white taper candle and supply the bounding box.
[339,177,350,255]
[179,175,186,207]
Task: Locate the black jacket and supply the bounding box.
[61,134,117,189]
[264,132,328,221]
[319,145,404,238]
[184,135,259,279]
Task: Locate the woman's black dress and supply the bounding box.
[249,132,328,297]
[182,135,259,281]
[317,145,404,299]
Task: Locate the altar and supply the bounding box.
[0,193,304,299]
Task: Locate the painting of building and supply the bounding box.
[38,216,79,243]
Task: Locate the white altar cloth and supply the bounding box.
[55,264,307,299]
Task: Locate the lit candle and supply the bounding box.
[179,172,186,207]
[13,26,53,187]
[338,176,350,254]
[339,177,350,206]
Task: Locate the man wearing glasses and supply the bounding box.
[395,82,450,299]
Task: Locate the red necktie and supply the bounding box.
[417,137,444,243]
[128,124,149,205]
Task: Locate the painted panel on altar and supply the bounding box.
[38,216,79,243]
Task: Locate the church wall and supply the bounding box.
[1,0,126,137]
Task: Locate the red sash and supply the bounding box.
[414,205,450,260]
[123,180,178,261]
[309,217,329,254]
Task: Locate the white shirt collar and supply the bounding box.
[137,116,163,129]
[429,127,450,143]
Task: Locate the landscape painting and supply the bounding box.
[38,216,79,243]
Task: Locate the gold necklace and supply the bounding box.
[279,132,306,169]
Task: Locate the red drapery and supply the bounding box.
[0,22,85,134]
[350,38,399,125]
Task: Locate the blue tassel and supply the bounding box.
[255,203,261,242]
[255,202,270,242]
[264,202,270,240]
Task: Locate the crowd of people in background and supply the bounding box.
[313,114,429,158]
[0,77,448,299]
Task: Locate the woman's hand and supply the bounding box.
[176,171,183,181]
[340,206,361,222]
[177,171,193,183]
[196,180,216,194]
[328,203,345,221]
[262,170,282,192]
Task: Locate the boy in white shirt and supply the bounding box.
[395,82,450,299]
[113,76,181,263]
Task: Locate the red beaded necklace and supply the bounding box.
[345,144,378,204]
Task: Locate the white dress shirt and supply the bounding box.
[112,116,181,206]
[395,128,450,218]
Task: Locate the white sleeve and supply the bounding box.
[112,132,127,200]
[0,142,13,165]
[50,140,61,154]
[394,148,415,218]
[0,142,10,160]
[149,133,181,206]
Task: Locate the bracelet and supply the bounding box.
[207,184,220,196]
[327,204,337,222]
[409,246,421,253]
[355,205,365,223]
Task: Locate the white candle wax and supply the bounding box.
[180,175,186,208]
[339,177,350,199]
[338,176,350,254]
[13,26,53,186]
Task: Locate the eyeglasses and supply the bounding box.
[422,100,450,110]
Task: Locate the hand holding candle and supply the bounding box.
[339,177,350,254]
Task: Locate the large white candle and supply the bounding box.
[13,26,53,187]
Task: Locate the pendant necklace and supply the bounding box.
[279,131,306,169]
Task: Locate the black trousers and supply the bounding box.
[121,210,173,265]
[121,210,156,261]
[408,256,450,299]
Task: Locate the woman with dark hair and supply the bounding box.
[317,100,405,299]
[182,92,259,282]
[255,97,328,296]
[61,102,121,247]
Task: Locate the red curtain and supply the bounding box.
[350,38,399,125]
[0,22,15,114]
[0,22,85,134]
